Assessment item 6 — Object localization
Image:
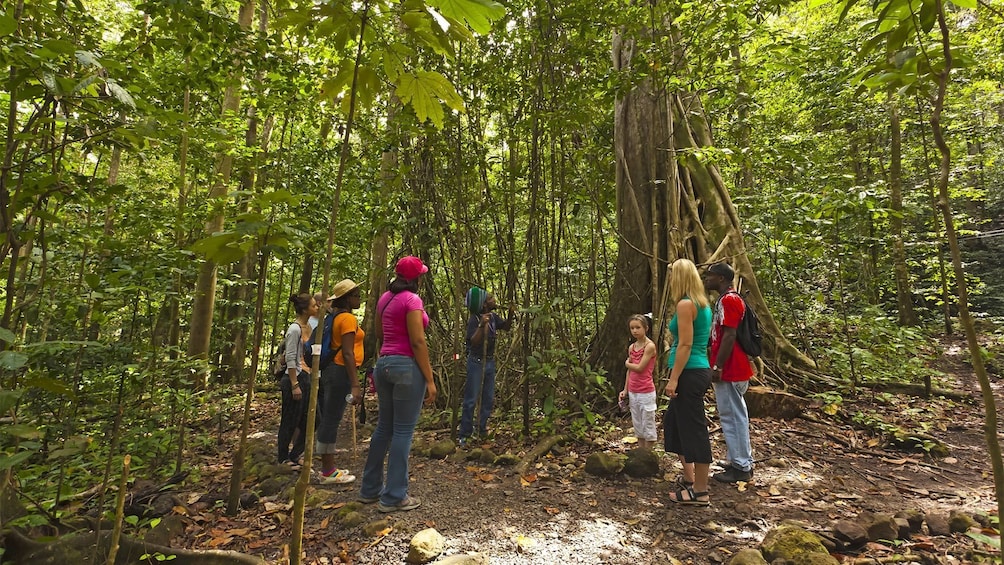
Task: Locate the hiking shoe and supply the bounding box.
[319,469,356,484]
[713,464,753,483]
[378,496,421,513]
[457,437,468,449]
[357,495,380,504]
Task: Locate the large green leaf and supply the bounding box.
[0,390,22,414]
[0,13,16,37]
[190,231,254,264]
[948,0,976,7]
[0,449,36,471]
[23,376,75,397]
[0,327,15,344]
[395,70,465,128]
[3,424,42,440]
[0,350,27,371]
[426,0,505,35]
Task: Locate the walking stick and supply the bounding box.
[351,403,357,455]
[474,318,489,440]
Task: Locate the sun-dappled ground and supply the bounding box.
[136,335,1001,563]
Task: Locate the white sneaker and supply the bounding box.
[319,469,356,484]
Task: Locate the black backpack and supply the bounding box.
[271,341,288,380]
[726,290,763,358]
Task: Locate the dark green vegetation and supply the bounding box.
[1,0,1002,560]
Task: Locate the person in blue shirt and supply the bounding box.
[458,286,515,446]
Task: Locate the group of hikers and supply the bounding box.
[275,256,756,511]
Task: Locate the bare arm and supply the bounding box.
[407,309,437,404]
[469,314,491,347]
[625,341,657,371]
[341,331,361,404]
[711,326,738,382]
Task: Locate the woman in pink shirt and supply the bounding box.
[359,256,436,513]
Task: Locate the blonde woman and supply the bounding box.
[663,259,713,506]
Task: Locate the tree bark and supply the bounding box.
[186,1,256,389]
[930,0,1003,525]
[590,19,814,387]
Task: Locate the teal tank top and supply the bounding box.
[667,300,712,370]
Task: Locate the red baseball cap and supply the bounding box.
[395,256,428,280]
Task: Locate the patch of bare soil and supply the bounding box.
[128,337,1002,564]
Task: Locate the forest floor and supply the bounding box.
[156,336,1000,564]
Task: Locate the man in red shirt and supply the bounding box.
[704,262,754,483]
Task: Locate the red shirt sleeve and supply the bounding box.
[720,293,746,329]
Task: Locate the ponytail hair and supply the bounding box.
[290,292,312,315]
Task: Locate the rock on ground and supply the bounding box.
[407,528,445,563]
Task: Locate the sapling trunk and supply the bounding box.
[106,455,130,565]
[931,0,1004,525]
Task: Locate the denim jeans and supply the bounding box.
[316,364,351,454]
[360,355,426,505]
[458,356,496,439]
[277,371,310,463]
[713,379,753,472]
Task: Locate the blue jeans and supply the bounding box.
[316,364,351,455]
[713,379,753,472]
[458,356,496,439]
[277,371,310,463]
[360,355,426,505]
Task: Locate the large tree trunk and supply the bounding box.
[589,22,814,388]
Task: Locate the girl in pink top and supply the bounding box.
[620,314,657,449]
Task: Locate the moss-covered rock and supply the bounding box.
[761,525,837,565]
[622,448,659,478]
[337,502,362,519]
[584,452,625,477]
[728,548,768,565]
[364,519,391,536]
[493,453,519,466]
[429,440,456,459]
[341,511,366,528]
[949,510,978,533]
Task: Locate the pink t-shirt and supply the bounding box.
[627,342,656,393]
[378,290,428,357]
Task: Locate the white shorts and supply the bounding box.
[629,391,658,442]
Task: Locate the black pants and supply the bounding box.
[277,371,310,463]
[663,367,713,464]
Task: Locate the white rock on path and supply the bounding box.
[407,528,446,564]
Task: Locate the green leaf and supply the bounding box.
[919,0,936,33]
[23,376,75,397]
[189,232,252,264]
[838,0,862,23]
[106,80,136,109]
[0,449,36,471]
[396,70,465,128]
[0,390,22,414]
[426,0,505,35]
[948,0,976,7]
[3,424,41,440]
[75,50,102,68]
[0,351,27,371]
[42,39,77,54]
[0,13,16,37]
[0,327,15,344]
